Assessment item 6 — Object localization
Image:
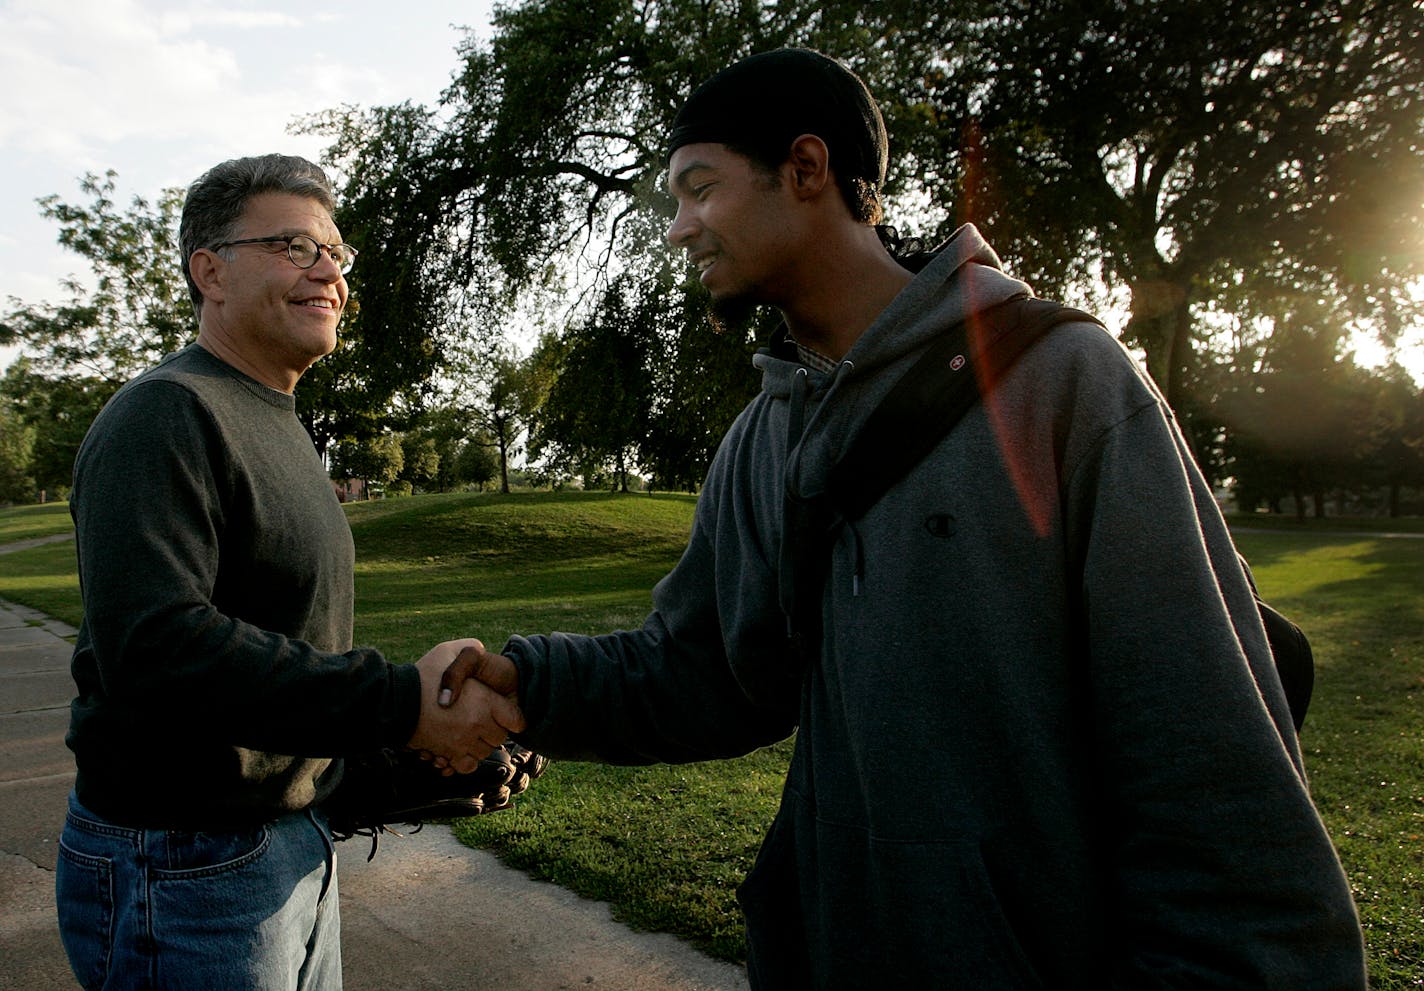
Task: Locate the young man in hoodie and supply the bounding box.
[439,49,1367,988]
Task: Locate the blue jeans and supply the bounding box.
[56,792,342,990]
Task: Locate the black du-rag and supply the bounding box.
[666,47,889,193]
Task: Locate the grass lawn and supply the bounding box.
[2,494,1420,983]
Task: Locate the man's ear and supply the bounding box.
[786,134,831,199]
[188,249,226,305]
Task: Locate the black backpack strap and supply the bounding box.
[779,295,1102,663]
[827,296,1103,522]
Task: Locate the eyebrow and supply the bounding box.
[669,160,713,195]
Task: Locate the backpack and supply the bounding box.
[783,294,1314,732]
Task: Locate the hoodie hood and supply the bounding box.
[751,223,1033,502]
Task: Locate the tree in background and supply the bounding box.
[1218,298,1382,518]
[456,432,501,491]
[472,351,548,494]
[928,0,1424,413]
[397,406,478,493]
[1362,366,1424,518]
[0,175,190,490]
[1,173,190,386]
[528,276,656,490]
[311,0,1423,488]
[0,360,112,500]
[330,433,404,499]
[397,432,442,492]
[0,395,36,505]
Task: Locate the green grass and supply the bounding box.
[2,494,1420,983]
[341,491,697,663]
[0,501,74,545]
[0,502,80,624]
[1235,531,1424,988]
[1227,511,1424,535]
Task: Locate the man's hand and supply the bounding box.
[407,639,525,774]
[437,642,520,708]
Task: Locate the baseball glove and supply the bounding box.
[325,742,548,860]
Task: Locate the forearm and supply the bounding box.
[508,615,794,764]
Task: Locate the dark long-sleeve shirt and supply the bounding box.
[67,344,420,829]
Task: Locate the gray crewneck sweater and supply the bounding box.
[67,344,420,828]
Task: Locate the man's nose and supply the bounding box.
[666,205,695,247]
[309,246,344,280]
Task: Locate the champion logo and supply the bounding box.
[950,354,966,371]
[925,513,956,538]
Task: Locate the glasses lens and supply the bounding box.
[333,245,356,275]
[287,235,319,268]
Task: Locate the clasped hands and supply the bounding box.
[405,638,522,775]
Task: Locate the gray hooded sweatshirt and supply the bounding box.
[505,225,1366,989]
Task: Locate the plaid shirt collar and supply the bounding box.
[794,340,838,374]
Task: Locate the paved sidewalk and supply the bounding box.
[0,594,749,991]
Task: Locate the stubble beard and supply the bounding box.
[707,290,759,336]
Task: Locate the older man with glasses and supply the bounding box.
[54,154,522,991]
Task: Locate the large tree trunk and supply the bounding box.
[1127,280,1202,469]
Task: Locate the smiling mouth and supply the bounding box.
[295,299,338,310]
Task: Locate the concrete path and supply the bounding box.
[0,592,749,991]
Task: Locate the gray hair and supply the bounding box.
[179,154,338,317]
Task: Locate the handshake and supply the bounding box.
[407,638,525,773]
[326,639,538,856]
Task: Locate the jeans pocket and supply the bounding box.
[150,825,271,878]
[55,840,115,990]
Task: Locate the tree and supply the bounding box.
[398,406,483,493]
[456,433,500,491]
[0,397,36,505]
[529,276,657,490]
[914,0,1424,411]
[471,352,545,494]
[311,0,1423,465]
[1,172,191,386]
[330,433,403,498]
[0,174,192,488]
[0,359,112,499]
[397,433,441,491]
[1217,299,1380,518]
[1364,366,1424,517]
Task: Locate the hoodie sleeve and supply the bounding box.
[1059,383,1366,987]
[506,410,799,764]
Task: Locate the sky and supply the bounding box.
[0,0,496,368]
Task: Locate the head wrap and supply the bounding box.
[667,48,888,190]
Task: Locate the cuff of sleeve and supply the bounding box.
[388,660,424,748]
[502,636,542,748]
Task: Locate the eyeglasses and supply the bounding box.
[211,234,358,275]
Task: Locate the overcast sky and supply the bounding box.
[0,0,494,367]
